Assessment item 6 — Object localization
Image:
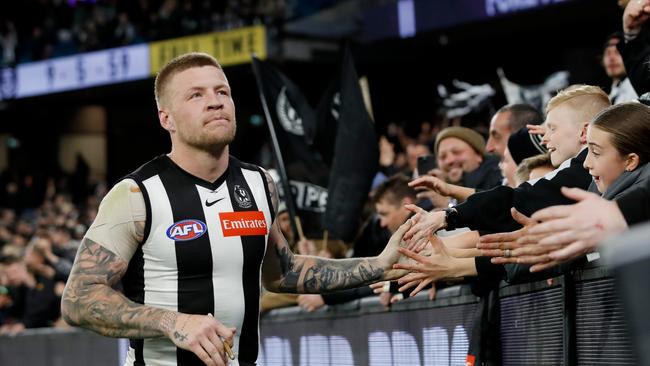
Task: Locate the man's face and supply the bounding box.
[375,198,411,233]
[160,66,237,151]
[437,137,483,175]
[603,39,626,80]
[486,111,511,158]
[542,104,585,167]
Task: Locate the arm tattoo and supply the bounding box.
[61,238,176,338]
[270,226,384,293]
[261,168,383,292]
[263,170,279,217]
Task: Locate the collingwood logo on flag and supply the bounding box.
[276,86,305,136]
[497,67,569,112]
[251,49,378,240]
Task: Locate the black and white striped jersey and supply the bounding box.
[121,155,275,366]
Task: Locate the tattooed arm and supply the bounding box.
[260,171,412,294]
[61,236,177,338]
[61,180,234,366]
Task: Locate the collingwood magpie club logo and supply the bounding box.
[276,86,304,136]
[234,185,252,208]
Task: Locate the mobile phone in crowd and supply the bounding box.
[416,154,437,177]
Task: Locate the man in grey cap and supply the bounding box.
[435,126,503,191]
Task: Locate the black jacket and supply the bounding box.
[462,149,592,285]
[450,149,592,234]
[616,175,650,227]
[492,164,650,283]
[461,155,503,193]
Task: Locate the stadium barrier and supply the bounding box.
[0,327,121,366]
[0,266,634,365]
[259,264,635,366]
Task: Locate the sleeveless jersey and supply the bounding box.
[121,155,274,366]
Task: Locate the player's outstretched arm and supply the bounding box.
[260,171,411,294]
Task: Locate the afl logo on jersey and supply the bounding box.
[234,185,252,208]
[166,220,207,241]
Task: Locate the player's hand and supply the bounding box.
[403,206,446,250]
[376,219,413,280]
[393,233,457,296]
[167,313,236,366]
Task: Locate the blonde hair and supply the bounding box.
[515,153,553,183]
[154,52,223,109]
[545,85,611,124]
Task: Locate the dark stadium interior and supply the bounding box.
[0,0,621,183]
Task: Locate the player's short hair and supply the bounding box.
[154,52,222,109]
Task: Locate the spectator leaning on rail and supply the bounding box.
[389,85,610,294]
[478,102,650,271]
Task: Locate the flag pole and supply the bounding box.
[251,54,300,241]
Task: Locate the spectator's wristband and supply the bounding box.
[444,207,460,230]
[389,281,400,293]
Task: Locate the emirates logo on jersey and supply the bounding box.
[219,211,267,237]
[166,219,207,241]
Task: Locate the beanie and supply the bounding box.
[435,127,486,156]
[507,127,548,165]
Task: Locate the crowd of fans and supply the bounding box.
[260,0,650,327]
[0,172,103,334]
[0,0,288,67]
